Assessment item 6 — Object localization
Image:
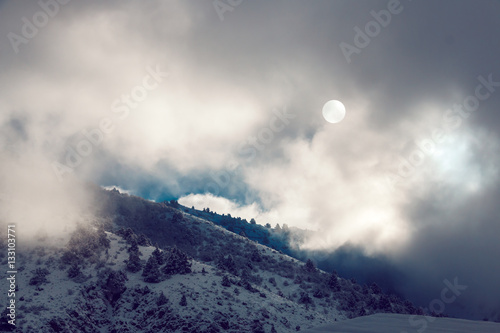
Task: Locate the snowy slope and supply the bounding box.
[0,229,342,332]
[302,313,500,333]
[0,188,465,332]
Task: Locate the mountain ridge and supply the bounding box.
[0,187,446,332]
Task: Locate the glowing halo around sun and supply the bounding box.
[322,100,346,123]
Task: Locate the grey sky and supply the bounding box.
[0,0,499,320]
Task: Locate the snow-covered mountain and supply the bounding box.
[302,313,500,333]
[1,187,495,332]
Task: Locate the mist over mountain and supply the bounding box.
[176,193,500,322]
[1,185,500,332]
[0,187,427,332]
[1,0,500,331]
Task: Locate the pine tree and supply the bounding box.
[250,248,262,262]
[152,246,164,265]
[136,234,151,247]
[358,307,367,317]
[404,299,417,314]
[225,254,237,274]
[103,270,128,305]
[305,259,316,273]
[29,268,50,286]
[119,227,136,244]
[162,246,191,276]
[142,255,161,283]
[97,227,110,249]
[217,254,237,275]
[126,252,142,273]
[221,275,231,287]
[156,291,168,306]
[67,263,82,279]
[179,295,187,306]
[378,294,392,311]
[251,319,265,333]
[371,282,382,294]
[362,284,370,295]
[298,292,313,305]
[328,271,340,291]
[313,288,326,298]
[172,212,183,222]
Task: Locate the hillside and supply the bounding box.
[302,313,500,333]
[1,188,427,332]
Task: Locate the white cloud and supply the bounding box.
[0,0,275,179]
[0,149,93,241]
[101,185,132,195]
[179,193,262,222]
[242,119,412,255]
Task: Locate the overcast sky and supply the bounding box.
[1,0,499,320]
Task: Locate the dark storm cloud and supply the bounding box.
[394,180,500,317]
